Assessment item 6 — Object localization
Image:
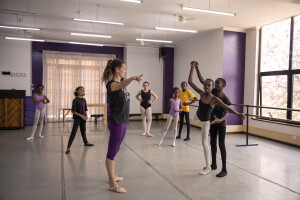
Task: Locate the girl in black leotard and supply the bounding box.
[188,61,245,175]
[136,81,158,137]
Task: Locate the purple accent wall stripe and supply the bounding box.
[163,47,175,114]
[31,41,124,93]
[222,31,246,125]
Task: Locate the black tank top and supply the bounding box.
[197,96,214,122]
[141,90,151,107]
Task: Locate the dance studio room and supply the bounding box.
[0,0,300,199]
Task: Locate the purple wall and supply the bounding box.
[163,48,175,114]
[222,31,246,125]
[32,42,124,93]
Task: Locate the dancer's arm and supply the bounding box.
[32,94,44,105]
[168,98,172,110]
[110,74,143,92]
[135,91,142,102]
[43,95,50,104]
[188,63,204,96]
[149,90,158,104]
[195,64,205,85]
[213,97,245,120]
[210,112,229,125]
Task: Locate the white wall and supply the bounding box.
[174,28,224,117]
[0,37,31,95]
[244,27,300,137]
[125,46,164,114]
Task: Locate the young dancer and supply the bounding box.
[135,81,158,137]
[157,87,182,147]
[27,85,50,140]
[65,86,94,154]
[188,61,244,175]
[102,59,143,193]
[195,64,232,177]
[177,81,197,141]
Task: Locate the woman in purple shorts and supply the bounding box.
[102,59,143,193]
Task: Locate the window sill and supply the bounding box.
[251,117,300,128]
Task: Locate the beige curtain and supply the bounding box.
[43,50,115,122]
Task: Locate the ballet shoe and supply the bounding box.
[65,149,70,154]
[157,140,162,146]
[141,132,147,136]
[216,171,227,177]
[26,137,34,140]
[199,167,211,175]
[146,133,154,137]
[109,185,127,193]
[172,143,176,147]
[38,136,44,138]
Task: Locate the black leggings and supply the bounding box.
[210,125,227,172]
[67,118,88,149]
[178,111,190,138]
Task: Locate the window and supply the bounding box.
[258,15,300,121]
[43,51,115,122]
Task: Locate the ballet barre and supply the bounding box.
[60,104,107,126]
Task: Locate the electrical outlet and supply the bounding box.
[293,136,296,140]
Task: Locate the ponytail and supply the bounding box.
[102,59,124,83]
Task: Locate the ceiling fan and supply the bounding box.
[177,14,195,23]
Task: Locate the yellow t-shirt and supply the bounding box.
[179,90,196,112]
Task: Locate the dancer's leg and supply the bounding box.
[37,108,46,138]
[172,115,179,146]
[177,112,184,139]
[200,121,211,175]
[158,115,173,145]
[210,125,218,169]
[145,107,153,137]
[27,109,41,140]
[140,106,147,135]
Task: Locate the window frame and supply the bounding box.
[258,16,300,122]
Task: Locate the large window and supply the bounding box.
[43,51,115,122]
[259,15,300,121]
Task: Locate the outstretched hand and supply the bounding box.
[238,113,245,120]
[133,74,143,83]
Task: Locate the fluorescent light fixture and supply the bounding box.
[182,6,236,16]
[69,42,103,46]
[0,25,40,31]
[5,37,45,42]
[136,38,173,43]
[155,27,197,33]
[73,18,124,26]
[71,33,111,38]
[120,0,142,3]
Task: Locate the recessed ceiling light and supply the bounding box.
[70,33,112,38]
[155,27,197,33]
[5,36,44,42]
[73,18,124,26]
[120,0,143,3]
[136,38,173,43]
[69,42,104,46]
[182,6,236,16]
[0,25,40,31]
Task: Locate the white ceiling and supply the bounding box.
[0,0,300,47]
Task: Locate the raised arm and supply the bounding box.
[110,74,143,92]
[149,90,159,104]
[135,90,142,102]
[188,63,204,96]
[195,64,205,85]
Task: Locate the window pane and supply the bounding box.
[261,76,287,119]
[293,15,300,69]
[292,74,300,120]
[261,18,291,72]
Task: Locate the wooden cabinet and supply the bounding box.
[0,90,25,129]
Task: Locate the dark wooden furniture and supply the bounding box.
[0,90,25,129]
